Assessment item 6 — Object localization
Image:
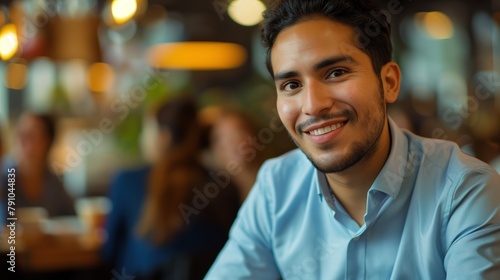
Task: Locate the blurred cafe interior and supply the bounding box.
[0,0,499,279]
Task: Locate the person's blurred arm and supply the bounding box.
[444,168,500,279]
[204,163,281,279]
[101,172,126,264]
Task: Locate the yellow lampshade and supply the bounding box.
[147,42,247,70]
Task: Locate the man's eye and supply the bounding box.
[329,69,347,78]
[281,81,301,92]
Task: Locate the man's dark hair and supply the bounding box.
[261,0,392,78]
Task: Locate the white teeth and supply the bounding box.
[309,122,344,136]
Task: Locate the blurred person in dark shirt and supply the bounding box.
[0,112,75,223]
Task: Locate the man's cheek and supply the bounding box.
[277,99,298,121]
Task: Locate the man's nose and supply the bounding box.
[301,81,334,116]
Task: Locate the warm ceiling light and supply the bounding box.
[5,62,27,90]
[424,12,454,39]
[87,62,115,93]
[147,42,247,70]
[111,0,137,24]
[228,0,266,26]
[0,24,18,60]
[419,11,454,39]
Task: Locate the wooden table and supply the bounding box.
[1,219,105,274]
[17,234,103,272]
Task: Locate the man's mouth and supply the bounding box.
[304,121,347,136]
[308,122,346,136]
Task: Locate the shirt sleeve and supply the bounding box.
[444,167,500,279]
[204,164,281,279]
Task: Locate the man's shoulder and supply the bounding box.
[404,131,497,177]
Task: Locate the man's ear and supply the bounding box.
[381,62,401,104]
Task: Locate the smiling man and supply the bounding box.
[205,0,500,279]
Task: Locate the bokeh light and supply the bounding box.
[228,0,266,26]
[5,62,28,89]
[111,0,137,24]
[0,23,18,60]
[416,11,454,39]
[87,62,115,93]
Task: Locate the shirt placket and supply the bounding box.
[345,232,367,279]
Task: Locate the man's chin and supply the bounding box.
[303,154,344,173]
[303,148,366,174]
[311,161,349,174]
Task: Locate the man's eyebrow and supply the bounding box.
[314,55,358,71]
[273,55,358,82]
[274,71,299,82]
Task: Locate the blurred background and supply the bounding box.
[0,0,498,278]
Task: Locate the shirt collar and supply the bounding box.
[316,117,408,199]
[369,117,408,198]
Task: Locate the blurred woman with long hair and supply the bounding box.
[210,107,267,203]
[102,96,239,279]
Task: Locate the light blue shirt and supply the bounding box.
[205,119,500,279]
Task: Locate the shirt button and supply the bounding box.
[353,236,360,241]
